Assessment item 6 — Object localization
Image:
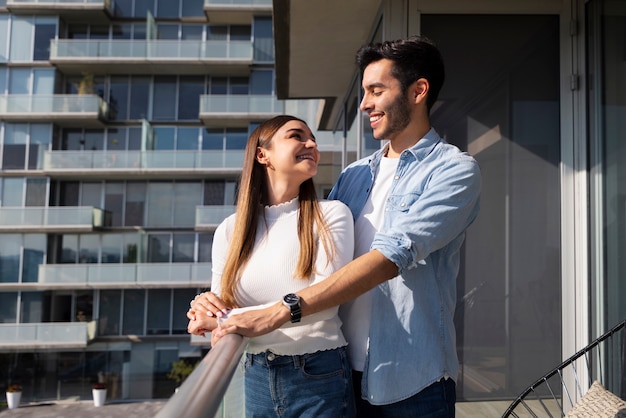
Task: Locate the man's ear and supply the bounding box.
[412,78,429,104]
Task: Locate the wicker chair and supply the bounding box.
[502,318,626,417]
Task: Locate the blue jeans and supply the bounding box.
[353,371,456,418]
[244,346,355,418]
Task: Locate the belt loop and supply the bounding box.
[292,354,300,368]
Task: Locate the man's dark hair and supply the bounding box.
[356,35,445,112]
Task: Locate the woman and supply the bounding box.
[187,115,355,418]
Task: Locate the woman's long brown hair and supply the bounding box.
[219,115,335,307]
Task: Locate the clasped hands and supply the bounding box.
[186,292,288,345]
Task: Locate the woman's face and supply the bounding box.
[257,120,320,185]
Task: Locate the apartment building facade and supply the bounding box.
[0,0,343,402]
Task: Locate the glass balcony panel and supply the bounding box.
[204,0,272,6]
[0,322,90,347]
[51,39,253,60]
[195,205,236,227]
[88,263,136,284]
[39,264,89,284]
[0,95,106,117]
[0,207,100,228]
[200,95,284,114]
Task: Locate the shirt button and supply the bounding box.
[401,203,406,207]
[394,175,399,180]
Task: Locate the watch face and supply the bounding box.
[284,293,299,305]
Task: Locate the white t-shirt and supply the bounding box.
[211,198,355,355]
[340,156,399,371]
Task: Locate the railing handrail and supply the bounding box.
[156,333,248,418]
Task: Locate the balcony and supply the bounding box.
[0,321,96,349]
[204,0,272,24]
[0,94,108,127]
[50,39,253,75]
[42,150,245,179]
[195,205,236,230]
[6,0,114,22]
[199,94,284,127]
[0,206,109,232]
[30,262,211,289]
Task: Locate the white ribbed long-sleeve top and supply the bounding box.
[211,198,355,355]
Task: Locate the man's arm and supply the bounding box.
[212,249,398,339]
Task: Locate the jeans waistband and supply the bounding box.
[246,346,346,367]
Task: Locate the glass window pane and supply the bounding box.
[83,129,105,151]
[125,182,146,227]
[0,292,17,323]
[25,178,47,206]
[207,25,227,40]
[181,0,203,17]
[9,68,30,94]
[157,24,179,39]
[80,183,102,207]
[157,0,179,18]
[122,289,145,335]
[2,178,24,206]
[0,16,9,62]
[28,124,52,170]
[174,182,202,227]
[10,18,32,62]
[202,128,223,150]
[0,235,20,283]
[230,25,251,41]
[181,25,203,40]
[147,183,173,226]
[153,127,175,150]
[105,182,124,227]
[61,235,78,263]
[79,235,99,263]
[153,77,177,120]
[34,23,56,61]
[21,291,44,322]
[128,127,142,150]
[253,16,273,62]
[197,233,213,263]
[129,77,150,120]
[147,289,170,334]
[172,232,195,262]
[33,68,55,94]
[59,182,79,206]
[225,128,247,150]
[176,128,198,150]
[123,233,140,263]
[134,0,155,18]
[75,290,93,322]
[172,289,197,332]
[3,124,27,170]
[229,77,248,95]
[178,77,203,120]
[107,128,126,151]
[147,233,170,262]
[250,70,273,95]
[109,77,129,121]
[22,234,46,283]
[102,234,122,263]
[203,181,225,205]
[99,290,121,335]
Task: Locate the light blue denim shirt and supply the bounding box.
[328,128,481,405]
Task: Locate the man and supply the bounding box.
[203,35,481,417]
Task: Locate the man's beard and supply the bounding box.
[373,93,411,140]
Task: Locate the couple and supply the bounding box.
[187,35,481,418]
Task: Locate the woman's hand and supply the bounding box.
[187,291,233,321]
[186,316,217,337]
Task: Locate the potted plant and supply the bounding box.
[167,359,199,393]
[6,384,22,409]
[92,382,107,407]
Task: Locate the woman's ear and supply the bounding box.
[256,147,268,165]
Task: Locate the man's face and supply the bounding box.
[360,59,411,141]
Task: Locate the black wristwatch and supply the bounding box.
[282,293,301,323]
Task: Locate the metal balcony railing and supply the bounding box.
[156,333,248,418]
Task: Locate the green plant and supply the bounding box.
[6,384,22,393]
[167,359,199,386]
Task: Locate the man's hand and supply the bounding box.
[211,301,290,343]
